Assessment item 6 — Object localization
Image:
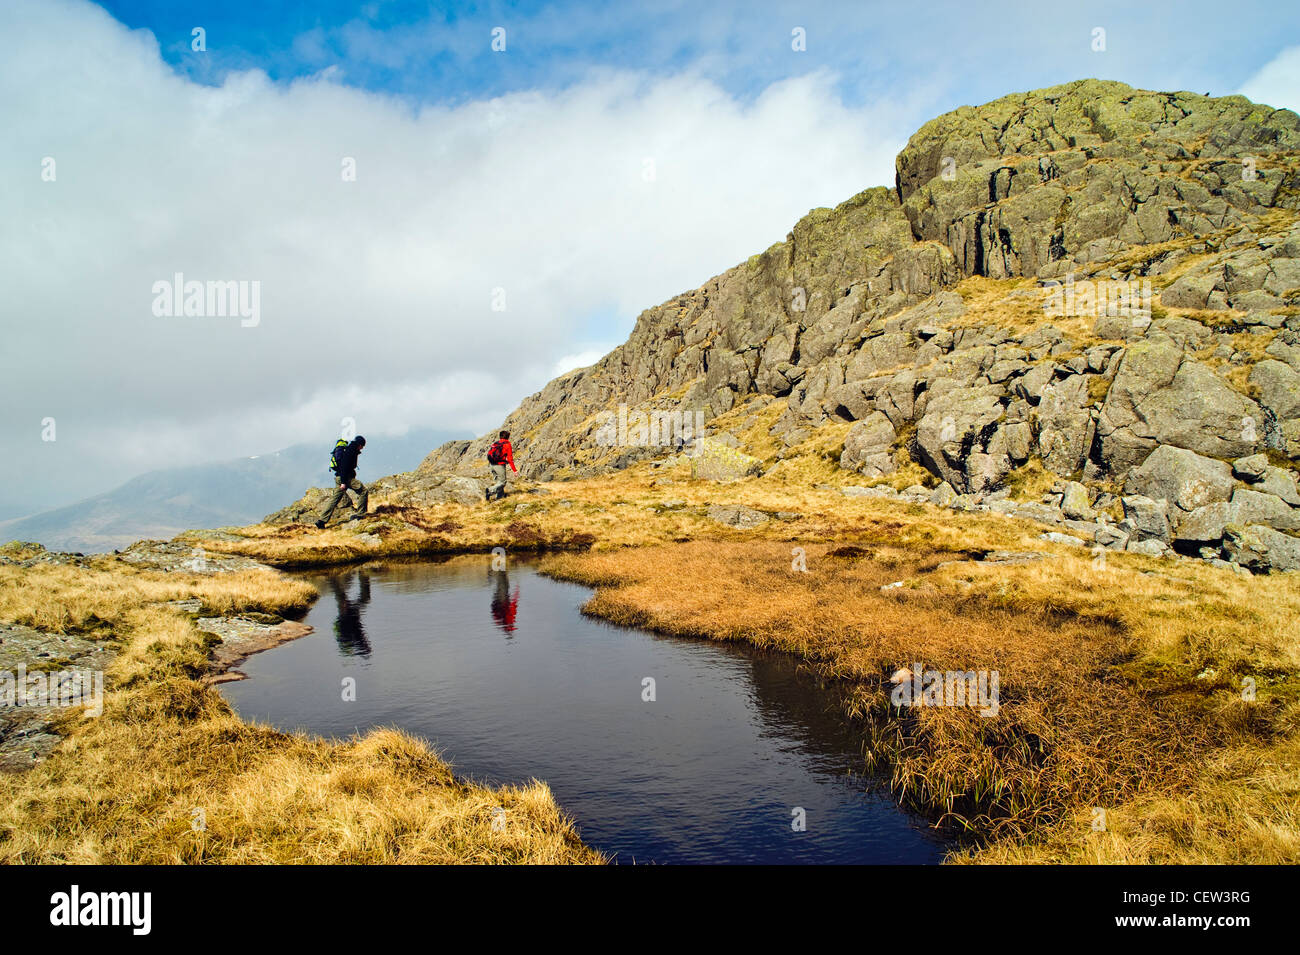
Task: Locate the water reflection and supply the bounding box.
[223,559,949,863]
[489,570,520,635]
[328,572,372,658]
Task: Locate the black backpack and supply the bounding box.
[487,439,507,465]
[329,439,348,474]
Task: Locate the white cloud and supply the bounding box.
[551,348,614,378]
[1,0,907,507]
[1239,45,1300,113]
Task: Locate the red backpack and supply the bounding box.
[487,439,507,465]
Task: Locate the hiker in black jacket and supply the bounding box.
[316,435,368,528]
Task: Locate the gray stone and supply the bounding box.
[1037,375,1096,476]
[1231,488,1300,531]
[1223,524,1300,573]
[1099,342,1264,471]
[915,386,1004,490]
[839,412,898,477]
[1060,481,1096,520]
[1173,502,1233,544]
[929,482,957,507]
[1232,453,1269,482]
[1259,467,1300,506]
[1122,494,1172,542]
[1012,501,1067,525]
[1126,538,1170,556]
[1124,445,1235,513]
[691,440,764,482]
[1040,531,1088,547]
[1095,524,1130,548]
[841,485,898,498]
[1249,360,1300,421]
[706,504,771,528]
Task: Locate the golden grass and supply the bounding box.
[540,530,1300,864]
[195,461,1068,569]
[0,560,600,864]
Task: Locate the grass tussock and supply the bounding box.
[0,560,599,864]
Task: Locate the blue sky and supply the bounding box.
[100,0,1300,114]
[4,0,1300,517]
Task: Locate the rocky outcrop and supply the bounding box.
[270,81,1300,572]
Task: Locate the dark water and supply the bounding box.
[220,559,946,864]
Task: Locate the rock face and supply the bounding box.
[274,81,1300,571]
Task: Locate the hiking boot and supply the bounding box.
[315,520,326,529]
[484,486,491,502]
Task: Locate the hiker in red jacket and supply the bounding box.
[485,430,516,501]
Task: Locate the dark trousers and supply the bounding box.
[320,477,368,522]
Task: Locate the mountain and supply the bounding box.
[375,79,1300,571]
[2,429,462,553]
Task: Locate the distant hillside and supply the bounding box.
[0,429,461,553]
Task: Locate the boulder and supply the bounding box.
[839,412,898,477]
[1098,342,1263,472]
[691,440,763,482]
[1015,363,1056,403]
[1230,488,1300,531]
[1173,502,1234,544]
[1121,495,1172,542]
[929,482,958,508]
[1223,525,1300,573]
[415,475,486,507]
[705,504,770,529]
[1040,531,1088,547]
[386,472,487,508]
[1126,538,1170,556]
[1124,445,1235,513]
[1259,467,1300,506]
[1249,360,1300,421]
[265,488,335,524]
[915,386,1004,490]
[841,485,898,498]
[1095,524,1130,549]
[1060,481,1096,521]
[1232,453,1269,482]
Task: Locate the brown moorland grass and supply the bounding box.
[0,560,600,864]
[541,537,1300,863]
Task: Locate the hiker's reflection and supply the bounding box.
[329,572,372,658]
[490,571,519,635]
